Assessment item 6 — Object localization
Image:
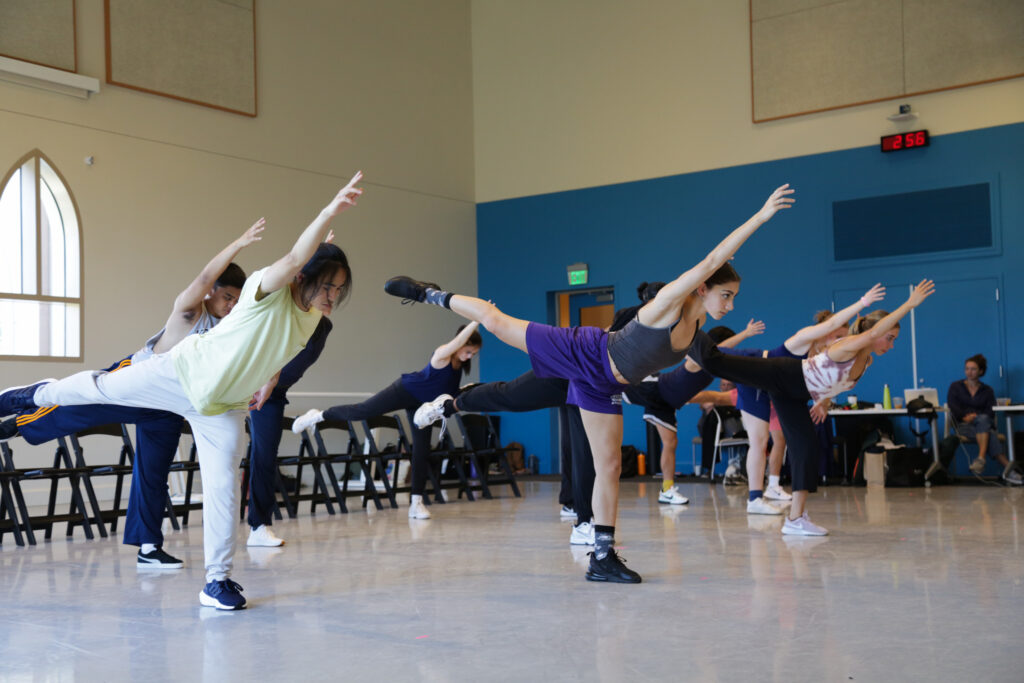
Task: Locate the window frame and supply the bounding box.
[0,149,84,362]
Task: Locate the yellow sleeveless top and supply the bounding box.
[172,267,321,415]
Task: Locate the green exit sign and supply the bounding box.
[567,262,588,285]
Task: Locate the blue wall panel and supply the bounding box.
[476,123,1024,474]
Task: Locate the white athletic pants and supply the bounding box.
[35,353,246,583]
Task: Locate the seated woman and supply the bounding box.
[947,354,1018,483]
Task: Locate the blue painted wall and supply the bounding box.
[476,123,1024,474]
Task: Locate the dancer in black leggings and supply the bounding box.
[292,323,482,519]
[688,280,935,535]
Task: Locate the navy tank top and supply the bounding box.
[656,365,714,409]
[400,359,462,403]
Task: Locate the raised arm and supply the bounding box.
[717,319,766,349]
[260,171,363,294]
[827,280,935,362]
[784,283,886,356]
[430,321,480,369]
[171,218,265,316]
[689,389,736,406]
[639,185,794,327]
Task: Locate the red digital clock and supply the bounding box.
[880,129,929,152]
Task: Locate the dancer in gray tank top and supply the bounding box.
[383,184,795,584]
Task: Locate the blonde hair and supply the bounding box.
[813,310,833,324]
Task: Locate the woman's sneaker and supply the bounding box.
[570,521,595,545]
[414,394,452,428]
[764,484,793,501]
[559,505,577,519]
[408,497,432,519]
[969,457,987,474]
[199,579,246,610]
[747,497,783,515]
[291,409,324,434]
[247,524,284,547]
[384,276,440,304]
[585,549,642,584]
[657,486,689,505]
[782,513,829,536]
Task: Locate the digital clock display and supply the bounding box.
[880,129,929,152]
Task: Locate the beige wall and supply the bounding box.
[471,0,1024,202]
[1,1,476,477]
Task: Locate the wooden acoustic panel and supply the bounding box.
[0,0,76,71]
[105,0,256,116]
[751,0,1024,122]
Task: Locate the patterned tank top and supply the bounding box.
[801,350,858,404]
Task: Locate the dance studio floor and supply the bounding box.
[1,479,1021,682]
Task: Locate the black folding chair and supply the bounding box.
[280,417,338,515]
[310,418,386,512]
[449,413,522,499]
[0,437,97,543]
[64,423,138,533]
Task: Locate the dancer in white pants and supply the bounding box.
[1,171,363,610]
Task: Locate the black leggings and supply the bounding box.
[690,332,820,493]
[323,379,430,495]
[455,371,596,522]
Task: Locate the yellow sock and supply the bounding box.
[662,479,674,492]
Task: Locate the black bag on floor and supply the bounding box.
[885,447,930,487]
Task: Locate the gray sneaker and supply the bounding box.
[1002,470,1023,486]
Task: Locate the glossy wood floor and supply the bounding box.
[1,479,1021,682]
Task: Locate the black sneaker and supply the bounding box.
[137,547,184,569]
[585,549,642,584]
[199,579,247,610]
[0,417,18,441]
[384,276,440,304]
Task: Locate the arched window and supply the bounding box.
[0,150,83,360]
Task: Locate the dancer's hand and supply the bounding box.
[907,279,935,307]
[756,184,795,222]
[744,319,766,337]
[324,229,335,244]
[809,401,830,424]
[237,218,266,247]
[249,374,279,411]
[860,283,886,306]
[323,171,364,217]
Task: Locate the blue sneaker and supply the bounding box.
[199,579,247,610]
[0,380,54,419]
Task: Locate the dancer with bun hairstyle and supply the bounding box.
[690,280,936,535]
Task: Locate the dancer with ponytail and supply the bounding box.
[383,185,795,583]
[689,280,936,535]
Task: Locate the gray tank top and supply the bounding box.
[131,309,220,363]
[606,317,689,384]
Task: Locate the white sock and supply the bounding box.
[141,543,157,554]
[768,475,780,489]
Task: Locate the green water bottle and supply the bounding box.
[883,384,892,410]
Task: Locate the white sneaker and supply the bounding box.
[570,521,595,545]
[747,497,783,515]
[559,505,577,519]
[247,525,284,547]
[409,497,432,520]
[764,484,793,501]
[657,486,689,505]
[782,513,828,536]
[414,394,452,428]
[291,409,324,433]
